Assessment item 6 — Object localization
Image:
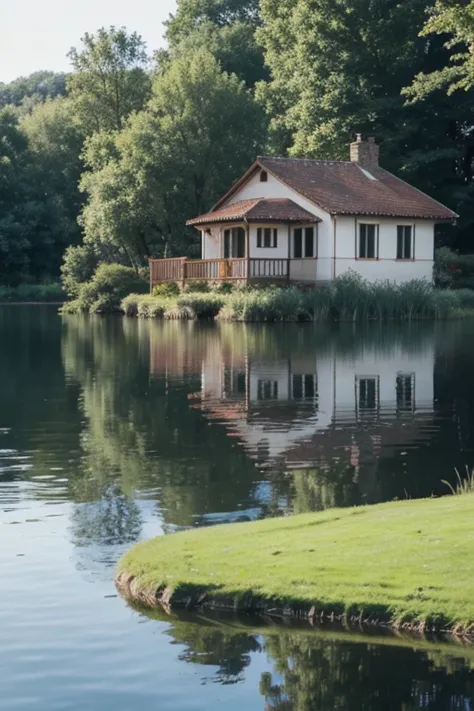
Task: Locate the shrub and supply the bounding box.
[61,245,99,298]
[152,282,180,297]
[182,281,210,293]
[177,293,225,319]
[434,247,474,289]
[62,264,148,314]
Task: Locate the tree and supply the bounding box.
[67,26,151,133]
[0,108,73,284]
[22,97,86,248]
[257,0,473,247]
[163,0,266,87]
[79,49,265,263]
[0,71,67,109]
[407,0,474,99]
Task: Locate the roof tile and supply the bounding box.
[187,197,320,226]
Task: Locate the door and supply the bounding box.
[223,227,246,258]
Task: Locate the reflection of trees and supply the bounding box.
[61,316,261,534]
[71,484,141,547]
[260,632,474,711]
[167,621,261,685]
[290,464,361,513]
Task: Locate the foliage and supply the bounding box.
[118,493,474,632]
[257,0,470,245]
[67,26,151,133]
[0,71,67,110]
[434,247,474,289]
[79,49,265,264]
[21,97,87,248]
[164,0,266,87]
[442,467,474,496]
[121,276,474,322]
[152,282,181,297]
[0,283,65,302]
[61,244,100,298]
[62,263,148,313]
[406,0,474,98]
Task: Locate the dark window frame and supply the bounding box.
[260,170,268,183]
[257,226,278,248]
[397,225,414,260]
[358,223,379,259]
[293,225,317,258]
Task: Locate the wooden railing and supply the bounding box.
[149,257,289,289]
[150,257,187,288]
[249,259,289,278]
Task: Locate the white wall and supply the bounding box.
[226,170,333,281]
[334,217,435,283]
[202,171,436,283]
[202,226,220,259]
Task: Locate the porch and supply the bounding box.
[149,257,290,289]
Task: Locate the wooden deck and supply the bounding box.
[149,257,289,289]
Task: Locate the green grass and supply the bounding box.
[0,283,65,302]
[117,494,474,633]
[120,275,474,323]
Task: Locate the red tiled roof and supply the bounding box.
[186,197,321,226]
[211,157,458,221]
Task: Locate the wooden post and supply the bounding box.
[181,258,187,290]
[149,258,153,294]
[245,220,250,282]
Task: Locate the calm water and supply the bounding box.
[2,306,474,710]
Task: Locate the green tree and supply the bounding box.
[163,0,266,87]
[67,26,151,133]
[0,71,67,109]
[407,0,474,98]
[21,97,86,248]
[258,0,472,246]
[79,49,265,262]
[0,108,72,284]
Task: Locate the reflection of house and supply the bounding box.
[196,341,435,501]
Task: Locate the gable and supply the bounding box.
[222,165,330,222]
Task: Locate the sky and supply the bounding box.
[0,0,177,83]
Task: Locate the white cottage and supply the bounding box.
[150,136,457,287]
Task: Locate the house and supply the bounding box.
[149,136,457,287]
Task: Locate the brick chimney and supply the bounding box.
[350,134,379,169]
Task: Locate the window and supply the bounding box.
[257,227,278,248]
[396,373,415,413]
[355,376,380,420]
[258,380,279,400]
[293,226,316,258]
[397,226,413,260]
[292,374,316,400]
[358,223,378,259]
[224,227,245,258]
[260,170,268,182]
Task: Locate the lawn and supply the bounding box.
[117,494,474,634]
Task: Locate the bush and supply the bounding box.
[152,282,180,297]
[62,264,148,314]
[434,247,474,289]
[182,281,210,293]
[61,245,99,298]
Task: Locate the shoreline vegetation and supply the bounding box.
[62,274,474,322]
[116,494,474,638]
[0,284,65,303]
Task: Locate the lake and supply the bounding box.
[1,306,474,710]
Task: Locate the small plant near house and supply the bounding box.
[442,467,474,496]
[152,282,181,297]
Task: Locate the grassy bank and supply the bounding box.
[121,279,474,322]
[117,494,474,635]
[0,283,65,303]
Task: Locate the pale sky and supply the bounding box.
[0,0,178,83]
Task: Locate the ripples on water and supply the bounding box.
[1,307,474,709]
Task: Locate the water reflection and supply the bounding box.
[2,308,474,709]
[133,608,474,710]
